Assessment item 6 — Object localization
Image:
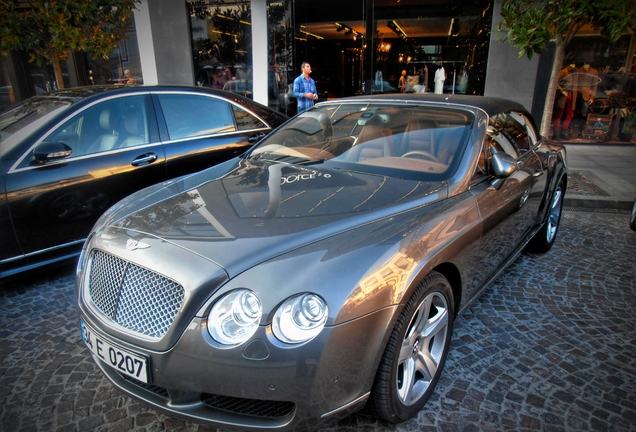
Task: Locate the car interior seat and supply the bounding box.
[400,119,439,159]
[345,117,395,162]
[435,126,465,165]
[119,110,147,148]
[86,108,121,154]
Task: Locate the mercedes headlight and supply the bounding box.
[207,289,262,347]
[273,293,328,344]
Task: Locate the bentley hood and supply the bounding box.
[103,159,447,277]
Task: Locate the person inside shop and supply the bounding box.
[399,70,406,93]
[293,61,318,113]
[552,63,578,140]
[124,69,138,85]
[434,63,446,94]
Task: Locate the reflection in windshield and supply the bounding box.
[0,98,72,154]
[248,102,473,180]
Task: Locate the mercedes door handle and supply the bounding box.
[131,153,158,166]
[533,169,544,177]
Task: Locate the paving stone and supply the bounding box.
[0,211,634,431]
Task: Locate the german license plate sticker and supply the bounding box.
[80,319,149,384]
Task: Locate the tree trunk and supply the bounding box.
[52,50,65,90]
[540,34,565,138]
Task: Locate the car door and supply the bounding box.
[467,111,545,289]
[5,94,166,265]
[152,92,270,178]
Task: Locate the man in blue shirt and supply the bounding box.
[293,62,318,112]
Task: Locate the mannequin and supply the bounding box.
[552,63,578,140]
[575,63,599,136]
[419,65,428,93]
[434,64,446,94]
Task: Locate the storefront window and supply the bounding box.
[87,22,142,85]
[556,34,635,141]
[291,0,493,99]
[189,1,254,96]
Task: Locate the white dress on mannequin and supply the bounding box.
[434,66,446,94]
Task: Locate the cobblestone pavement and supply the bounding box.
[1,210,635,432]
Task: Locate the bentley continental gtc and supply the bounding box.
[76,94,567,431]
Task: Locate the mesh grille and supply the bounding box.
[88,250,184,338]
[202,393,296,418]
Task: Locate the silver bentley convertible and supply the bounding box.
[76,94,566,431]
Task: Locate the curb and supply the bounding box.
[564,195,633,211]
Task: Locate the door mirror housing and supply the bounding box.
[490,152,517,178]
[33,142,72,162]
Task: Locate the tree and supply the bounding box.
[497,0,636,137]
[0,0,139,89]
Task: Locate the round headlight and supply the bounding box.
[207,289,262,347]
[273,293,328,344]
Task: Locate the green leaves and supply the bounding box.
[498,0,636,57]
[1,0,139,66]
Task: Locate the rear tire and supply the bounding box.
[369,271,454,423]
[526,179,565,253]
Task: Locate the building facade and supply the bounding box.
[2,0,635,135]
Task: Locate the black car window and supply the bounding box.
[41,95,149,158]
[157,94,236,140]
[232,105,267,130]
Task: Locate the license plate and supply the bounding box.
[80,319,149,384]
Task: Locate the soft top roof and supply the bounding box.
[334,93,530,117]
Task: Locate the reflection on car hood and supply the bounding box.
[109,159,447,277]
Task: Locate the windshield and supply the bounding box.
[248,102,474,180]
[0,97,72,157]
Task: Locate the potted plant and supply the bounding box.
[618,108,636,142]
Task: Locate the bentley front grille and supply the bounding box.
[88,250,184,338]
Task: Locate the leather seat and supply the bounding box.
[119,111,147,148]
[86,108,121,154]
[346,121,395,162]
[400,119,438,156]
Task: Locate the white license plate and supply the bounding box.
[80,319,149,384]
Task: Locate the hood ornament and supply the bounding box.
[126,239,150,251]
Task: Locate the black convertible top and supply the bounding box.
[337,93,529,117]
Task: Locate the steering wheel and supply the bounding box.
[401,150,441,163]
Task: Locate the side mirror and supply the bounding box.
[490,152,517,178]
[33,142,72,162]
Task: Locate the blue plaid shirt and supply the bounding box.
[293,73,317,112]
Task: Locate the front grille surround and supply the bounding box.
[87,250,184,339]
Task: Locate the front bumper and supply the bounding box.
[79,305,395,431]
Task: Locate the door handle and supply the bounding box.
[533,169,544,178]
[131,152,158,166]
[248,132,266,143]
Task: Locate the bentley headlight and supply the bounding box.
[273,294,328,344]
[208,289,262,347]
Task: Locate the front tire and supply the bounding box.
[526,179,565,253]
[370,271,454,423]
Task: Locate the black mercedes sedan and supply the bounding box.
[0,85,287,280]
[77,94,566,430]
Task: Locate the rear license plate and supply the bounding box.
[80,319,149,384]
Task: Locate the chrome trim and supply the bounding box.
[0,239,86,264]
[8,142,161,174]
[160,127,271,146]
[320,392,370,418]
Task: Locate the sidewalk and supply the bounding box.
[558,138,636,210]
